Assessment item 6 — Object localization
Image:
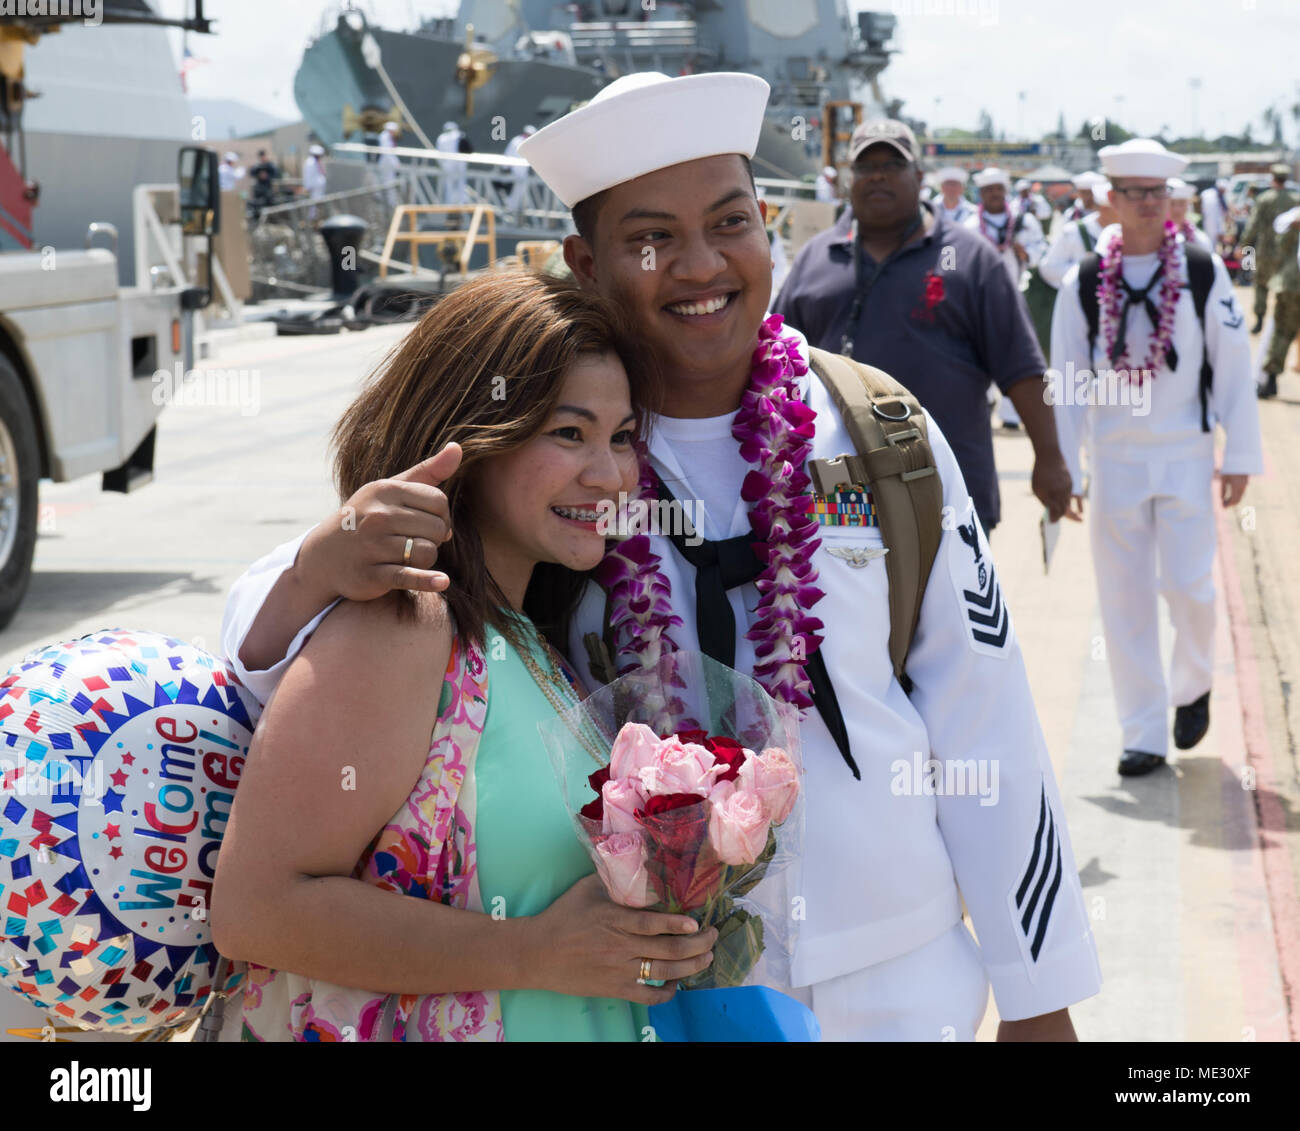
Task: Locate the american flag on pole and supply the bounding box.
[180,43,210,93]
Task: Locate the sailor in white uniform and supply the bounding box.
[302,144,327,219]
[967,168,1044,427]
[935,165,974,225]
[378,120,402,205]
[1064,171,1104,223]
[1049,139,1262,776]
[815,165,840,204]
[435,119,469,205]
[222,71,1101,1041]
[1040,180,1117,288]
[218,151,244,193]
[1167,177,1214,250]
[1014,177,1053,224]
[966,168,1045,289]
[1199,179,1228,249]
[504,124,537,218]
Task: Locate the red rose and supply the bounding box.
[704,736,747,782]
[635,795,717,910]
[675,729,709,746]
[639,792,707,818]
[588,765,611,794]
[580,796,604,823]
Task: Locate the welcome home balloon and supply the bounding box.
[0,629,259,1033]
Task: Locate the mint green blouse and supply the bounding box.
[473,627,652,1041]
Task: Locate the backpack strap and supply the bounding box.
[1183,243,1216,432]
[1079,251,1102,364]
[806,347,945,691]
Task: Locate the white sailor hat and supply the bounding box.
[223,151,238,162]
[1098,138,1187,179]
[519,71,769,208]
[1166,176,1195,200]
[1014,178,1031,192]
[973,167,1010,190]
[383,121,399,132]
[441,121,458,132]
[309,144,325,156]
[936,165,967,184]
[1071,171,1104,190]
[822,165,838,178]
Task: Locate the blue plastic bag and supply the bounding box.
[648,986,820,1042]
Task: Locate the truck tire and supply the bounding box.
[0,355,39,630]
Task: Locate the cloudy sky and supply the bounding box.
[160,0,1300,144]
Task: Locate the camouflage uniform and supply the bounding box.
[1263,214,1300,376]
[1241,185,1300,319]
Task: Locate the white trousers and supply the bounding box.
[1090,453,1217,755]
[788,921,989,1041]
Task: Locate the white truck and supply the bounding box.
[0,150,220,629]
[0,1,219,628]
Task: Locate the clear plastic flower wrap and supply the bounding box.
[539,649,804,991]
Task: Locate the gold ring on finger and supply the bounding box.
[402,537,414,566]
[636,958,652,985]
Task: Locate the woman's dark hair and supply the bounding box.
[332,270,658,654]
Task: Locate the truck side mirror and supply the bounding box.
[179,146,220,236]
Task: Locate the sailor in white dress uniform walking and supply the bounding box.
[1049,139,1262,776]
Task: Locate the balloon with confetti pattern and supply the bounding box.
[0,629,259,1033]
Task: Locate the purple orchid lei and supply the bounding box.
[591,314,826,711]
[1096,219,1181,384]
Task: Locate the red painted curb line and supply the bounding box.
[1215,477,1300,1042]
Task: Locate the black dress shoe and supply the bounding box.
[1252,316,1263,334]
[1174,691,1210,749]
[1258,372,1278,399]
[1118,749,1167,776]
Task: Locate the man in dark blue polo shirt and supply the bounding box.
[774,120,1074,534]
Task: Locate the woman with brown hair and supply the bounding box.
[211,272,717,1041]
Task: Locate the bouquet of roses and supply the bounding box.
[540,650,803,990]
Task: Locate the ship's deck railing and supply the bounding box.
[240,145,573,296]
[239,155,824,296]
[330,142,572,231]
[570,19,702,52]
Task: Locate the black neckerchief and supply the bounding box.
[840,208,927,356]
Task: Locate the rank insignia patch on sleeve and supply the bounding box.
[1007,783,1064,970]
[947,501,1013,657]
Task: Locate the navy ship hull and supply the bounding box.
[295,21,604,151]
[294,3,897,181]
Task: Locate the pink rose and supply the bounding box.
[737,746,800,825]
[593,833,655,908]
[708,777,736,806]
[708,790,771,866]
[610,722,663,780]
[601,778,644,835]
[638,739,722,799]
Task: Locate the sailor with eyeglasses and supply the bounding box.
[1048,139,1262,777]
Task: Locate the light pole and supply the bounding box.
[1018,90,1026,139]
[1190,77,1202,138]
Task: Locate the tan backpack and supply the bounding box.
[805,347,944,690]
